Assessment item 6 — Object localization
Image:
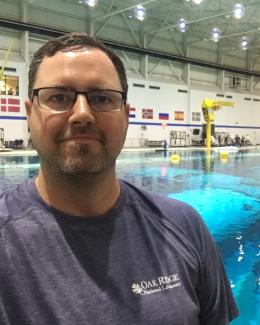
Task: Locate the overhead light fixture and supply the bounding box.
[210,28,221,42]
[85,0,98,7]
[192,0,203,4]
[240,37,249,50]
[233,4,245,19]
[134,5,146,21]
[178,18,187,33]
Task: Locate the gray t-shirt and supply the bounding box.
[0,179,239,325]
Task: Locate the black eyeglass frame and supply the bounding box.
[31,87,127,112]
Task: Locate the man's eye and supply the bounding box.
[92,95,111,105]
[49,94,68,103]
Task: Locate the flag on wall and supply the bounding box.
[159,113,169,120]
[0,98,20,112]
[142,108,153,119]
[129,107,136,118]
[174,110,184,121]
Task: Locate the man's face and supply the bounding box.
[25,48,129,175]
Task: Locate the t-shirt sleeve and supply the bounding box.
[195,216,239,324]
[150,194,239,324]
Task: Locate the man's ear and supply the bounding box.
[125,103,130,117]
[24,98,32,117]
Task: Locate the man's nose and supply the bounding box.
[69,94,95,126]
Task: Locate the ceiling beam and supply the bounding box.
[93,0,159,22]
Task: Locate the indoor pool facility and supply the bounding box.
[0,147,259,325]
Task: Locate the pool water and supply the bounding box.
[0,148,260,324]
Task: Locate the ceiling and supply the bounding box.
[70,0,260,67]
[1,0,260,76]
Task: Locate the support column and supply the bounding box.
[183,63,191,127]
[87,7,94,36]
[140,33,148,80]
[87,21,94,37]
[247,50,254,92]
[217,70,225,90]
[21,31,29,65]
[217,43,225,90]
[20,0,29,90]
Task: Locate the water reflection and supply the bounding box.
[0,154,39,191]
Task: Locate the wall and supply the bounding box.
[0,60,28,146]
[0,61,259,147]
[125,77,260,146]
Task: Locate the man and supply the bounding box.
[0,32,239,324]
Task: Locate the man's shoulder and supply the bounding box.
[120,180,203,227]
[0,179,35,228]
[120,180,211,254]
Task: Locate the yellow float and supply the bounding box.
[220,150,229,159]
[170,154,181,164]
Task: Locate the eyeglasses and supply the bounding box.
[32,87,126,112]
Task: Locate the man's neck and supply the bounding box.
[35,168,120,218]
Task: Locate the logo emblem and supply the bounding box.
[131,274,181,296]
[132,283,143,294]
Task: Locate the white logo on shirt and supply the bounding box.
[131,274,181,295]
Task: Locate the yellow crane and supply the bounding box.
[201,99,234,150]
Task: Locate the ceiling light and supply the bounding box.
[233,4,245,19]
[134,5,146,21]
[85,0,97,7]
[192,0,203,4]
[240,37,249,50]
[210,28,221,42]
[178,18,187,33]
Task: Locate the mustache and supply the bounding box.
[57,126,105,143]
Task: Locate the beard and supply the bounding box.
[36,140,119,177]
[57,142,113,174]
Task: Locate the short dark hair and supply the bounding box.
[28,32,128,100]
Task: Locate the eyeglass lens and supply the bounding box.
[37,88,123,112]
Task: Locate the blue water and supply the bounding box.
[0,148,260,324]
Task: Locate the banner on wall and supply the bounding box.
[174,110,184,121]
[142,108,153,119]
[129,107,136,118]
[159,113,169,120]
[0,98,20,113]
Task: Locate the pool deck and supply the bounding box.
[0,145,259,156]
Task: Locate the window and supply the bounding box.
[133,83,145,88]
[0,75,19,96]
[193,128,200,135]
[192,112,201,121]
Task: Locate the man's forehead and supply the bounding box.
[42,47,109,63]
[34,46,121,89]
[59,46,93,54]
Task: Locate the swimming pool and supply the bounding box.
[0,148,259,324]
